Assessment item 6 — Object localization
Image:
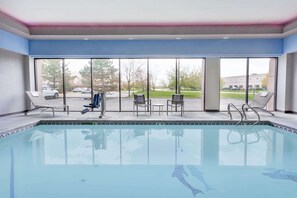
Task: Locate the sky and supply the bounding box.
[221,58,271,77]
[65,59,90,76]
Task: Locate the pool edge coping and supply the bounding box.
[1,120,297,139]
[0,121,39,138]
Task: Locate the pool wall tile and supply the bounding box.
[0,122,38,138]
[1,120,297,139]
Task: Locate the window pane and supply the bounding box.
[92,59,119,111]
[35,59,64,109]
[64,59,91,111]
[120,59,147,111]
[220,59,247,111]
[178,59,204,111]
[149,59,176,112]
[248,58,276,110]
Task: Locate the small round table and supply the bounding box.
[153,104,164,115]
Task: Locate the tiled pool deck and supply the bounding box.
[1,110,297,134]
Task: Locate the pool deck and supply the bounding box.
[1,110,297,133]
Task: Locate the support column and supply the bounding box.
[204,58,220,111]
[24,56,35,110]
[276,54,293,112]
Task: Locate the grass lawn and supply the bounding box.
[135,90,202,98]
[221,91,260,100]
[130,90,261,100]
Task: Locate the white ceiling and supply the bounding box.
[0,0,297,26]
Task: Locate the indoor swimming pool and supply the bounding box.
[0,122,296,198]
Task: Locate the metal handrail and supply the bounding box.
[227,103,243,125]
[242,103,260,125]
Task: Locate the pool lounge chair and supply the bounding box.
[246,91,274,116]
[25,91,69,117]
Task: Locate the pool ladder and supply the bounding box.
[227,103,243,125]
[227,103,260,125]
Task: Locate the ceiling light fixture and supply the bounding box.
[223,37,229,40]
[83,38,89,40]
[128,37,134,40]
[176,37,181,40]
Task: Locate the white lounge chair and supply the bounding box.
[247,91,274,116]
[25,91,69,117]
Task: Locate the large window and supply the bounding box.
[64,59,91,111]
[178,59,204,111]
[248,58,276,111]
[220,59,247,111]
[35,59,64,109]
[149,59,176,110]
[149,58,204,112]
[220,58,276,111]
[34,57,279,113]
[120,59,148,111]
[92,59,120,111]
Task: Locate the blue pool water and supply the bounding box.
[1,124,297,198]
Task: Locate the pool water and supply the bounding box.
[1,124,297,198]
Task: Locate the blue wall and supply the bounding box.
[0,29,28,55]
[4,27,297,57]
[284,34,297,54]
[29,39,283,58]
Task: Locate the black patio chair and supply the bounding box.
[167,94,184,116]
[133,94,151,116]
